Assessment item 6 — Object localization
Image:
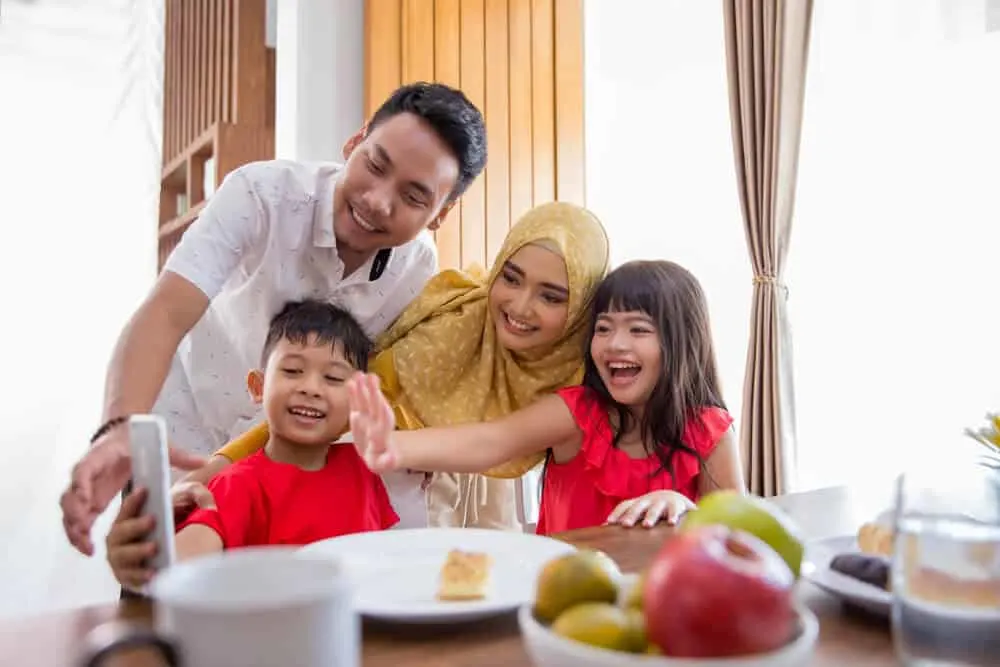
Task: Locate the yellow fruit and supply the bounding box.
[588,549,623,580]
[624,608,648,652]
[681,491,805,578]
[622,572,645,611]
[551,602,645,653]
[534,551,620,623]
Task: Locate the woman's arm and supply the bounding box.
[349,373,579,474]
[176,422,269,486]
[215,421,270,462]
[698,429,747,496]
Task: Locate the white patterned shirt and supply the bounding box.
[154,160,437,457]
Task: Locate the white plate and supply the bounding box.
[299,528,577,623]
[802,535,892,616]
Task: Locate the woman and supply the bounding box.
[190,202,610,530]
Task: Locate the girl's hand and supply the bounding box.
[606,490,696,528]
[348,373,400,472]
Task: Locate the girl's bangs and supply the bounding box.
[592,264,659,318]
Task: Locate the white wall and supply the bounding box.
[0,0,365,619]
[0,0,162,617]
[275,0,363,161]
[584,0,1000,491]
[584,0,751,437]
[786,1,1000,488]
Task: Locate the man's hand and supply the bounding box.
[60,428,207,556]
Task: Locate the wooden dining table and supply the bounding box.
[0,484,899,666]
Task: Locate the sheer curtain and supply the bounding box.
[584,0,998,495]
[787,0,1000,489]
[584,0,751,435]
[0,0,162,617]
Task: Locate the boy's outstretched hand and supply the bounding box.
[347,373,400,472]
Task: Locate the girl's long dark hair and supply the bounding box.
[581,261,727,480]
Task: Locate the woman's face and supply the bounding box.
[488,243,570,353]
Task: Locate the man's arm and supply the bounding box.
[102,272,209,422]
[61,166,270,556]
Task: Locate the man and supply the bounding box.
[61,82,487,555]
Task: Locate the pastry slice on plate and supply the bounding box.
[437,550,493,602]
[857,521,894,558]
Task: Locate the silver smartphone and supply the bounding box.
[128,415,176,572]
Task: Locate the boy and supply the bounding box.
[106,301,397,590]
[63,81,488,556]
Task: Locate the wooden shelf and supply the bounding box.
[156,0,274,272]
[161,126,216,184]
[159,200,206,240]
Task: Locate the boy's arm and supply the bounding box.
[175,523,225,560]
[178,465,262,551]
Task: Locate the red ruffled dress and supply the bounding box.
[535,386,734,536]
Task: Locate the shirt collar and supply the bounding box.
[312,169,338,248]
[313,167,393,281]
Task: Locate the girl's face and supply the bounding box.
[488,243,570,353]
[589,310,663,408]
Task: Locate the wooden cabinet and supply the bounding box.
[158,0,275,269]
[365,0,585,271]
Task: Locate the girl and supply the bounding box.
[347,261,745,534]
[181,202,610,531]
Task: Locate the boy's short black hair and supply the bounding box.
[261,300,371,371]
[367,82,487,201]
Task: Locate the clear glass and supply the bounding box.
[892,464,1000,666]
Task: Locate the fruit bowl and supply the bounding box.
[518,575,819,667]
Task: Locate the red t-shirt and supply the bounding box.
[535,386,733,536]
[179,445,398,549]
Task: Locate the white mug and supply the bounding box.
[81,547,358,667]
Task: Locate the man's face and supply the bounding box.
[333,112,460,257]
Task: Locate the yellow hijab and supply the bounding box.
[215,202,609,528]
[372,202,610,479]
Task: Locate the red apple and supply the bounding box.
[643,524,797,658]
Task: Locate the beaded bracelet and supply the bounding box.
[89,415,130,445]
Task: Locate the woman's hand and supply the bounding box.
[606,490,696,528]
[348,373,401,472]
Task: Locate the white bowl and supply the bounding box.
[517,575,819,667]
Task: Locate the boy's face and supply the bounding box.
[333,112,460,257]
[248,336,356,446]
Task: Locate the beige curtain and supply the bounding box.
[722,0,814,496]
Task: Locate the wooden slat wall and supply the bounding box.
[158,0,274,269]
[162,0,250,166]
[364,0,585,271]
